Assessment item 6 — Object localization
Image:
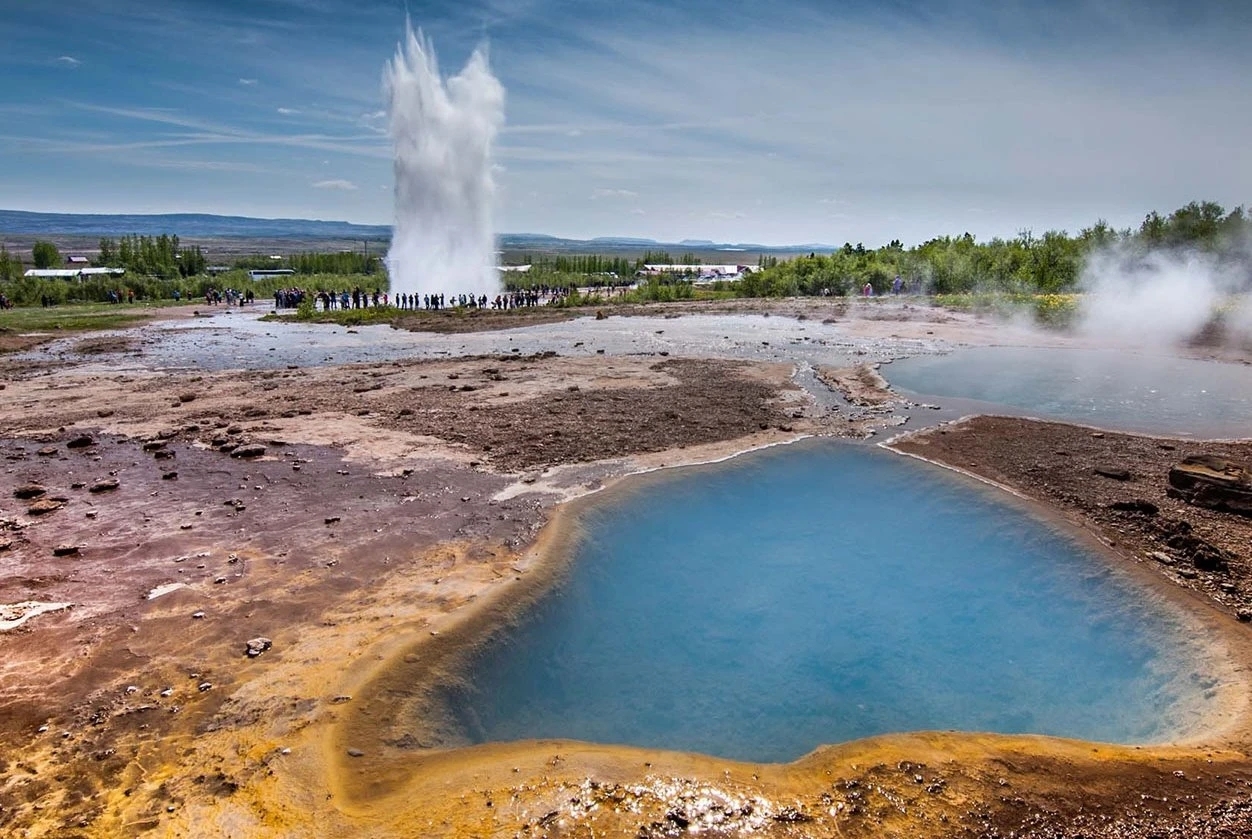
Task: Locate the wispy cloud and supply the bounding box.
[5,0,1252,240]
[312,179,357,190]
[590,188,638,200]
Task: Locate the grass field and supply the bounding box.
[0,302,188,353]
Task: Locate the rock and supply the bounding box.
[1167,454,1252,517]
[154,449,175,460]
[66,435,95,449]
[28,498,64,515]
[231,444,267,459]
[14,484,46,500]
[1093,466,1131,481]
[191,611,206,619]
[178,392,197,403]
[36,447,57,457]
[162,471,178,480]
[53,545,81,557]
[142,441,167,452]
[1109,499,1158,515]
[346,748,365,757]
[1237,608,1252,623]
[245,637,273,658]
[1149,551,1175,565]
[197,682,213,692]
[89,478,119,493]
[324,516,341,525]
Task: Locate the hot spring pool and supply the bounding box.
[444,442,1220,763]
[887,346,1252,437]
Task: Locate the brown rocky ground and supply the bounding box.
[1,307,1251,838]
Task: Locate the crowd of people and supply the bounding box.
[204,288,255,306]
[265,285,580,312]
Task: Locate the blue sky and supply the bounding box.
[2,0,1251,245]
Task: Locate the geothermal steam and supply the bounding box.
[1078,244,1252,348]
[384,26,504,299]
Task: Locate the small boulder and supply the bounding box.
[53,544,81,557]
[28,498,64,515]
[1094,466,1131,481]
[142,441,167,452]
[66,435,95,449]
[89,478,120,493]
[14,484,46,500]
[1109,499,1158,515]
[1168,455,1252,517]
[245,637,273,658]
[231,444,267,459]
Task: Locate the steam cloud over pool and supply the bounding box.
[384,26,503,300]
[445,443,1218,763]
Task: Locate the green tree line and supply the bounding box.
[743,201,1251,298]
[96,235,207,278]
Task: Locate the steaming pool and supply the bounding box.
[443,441,1220,763]
[887,346,1252,437]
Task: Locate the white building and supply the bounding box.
[24,268,126,279]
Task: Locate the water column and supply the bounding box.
[384,26,505,302]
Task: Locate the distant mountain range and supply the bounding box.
[0,210,834,253]
[0,210,391,239]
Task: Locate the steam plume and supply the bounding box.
[1077,242,1252,349]
[384,26,504,300]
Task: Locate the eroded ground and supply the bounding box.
[0,300,1250,838]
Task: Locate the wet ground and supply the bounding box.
[16,304,950,374]
[2,298,1251,838]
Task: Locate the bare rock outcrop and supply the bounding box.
[1168,454,1252,517]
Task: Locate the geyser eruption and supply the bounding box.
[384,26,504,300]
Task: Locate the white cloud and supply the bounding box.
[276,107,299,115]
[590,188,638,200]
[238,78,257,86]
[56,56,81,68]
[312,179,357,190]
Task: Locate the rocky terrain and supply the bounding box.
[0,300,1250,838]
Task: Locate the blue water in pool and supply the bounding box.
[451,443,1212,763]
[887,347,1252,437]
